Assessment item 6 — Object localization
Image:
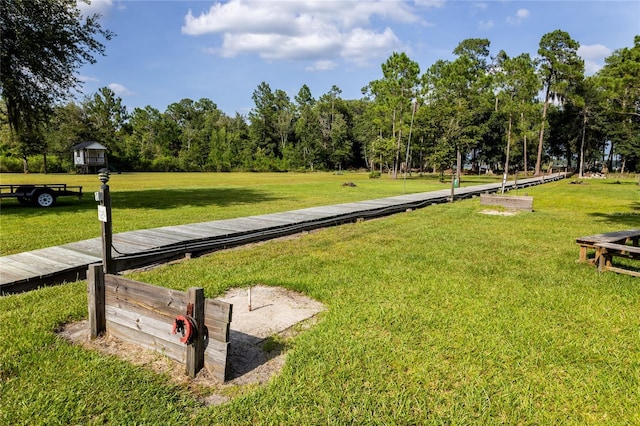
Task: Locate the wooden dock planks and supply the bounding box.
[0,174,565,293]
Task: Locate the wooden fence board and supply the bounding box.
[203,318,231,342]
[105,291,177,323]
[204,339,229,381]
[104,276,233,325]
[105,275,189,314]
[106,319,185,363]
[106,304,183,347]
[205,298,233,324]
[96,274,231,380]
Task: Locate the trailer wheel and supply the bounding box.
[34,190,56,207]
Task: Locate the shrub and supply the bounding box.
[0,155,24,173]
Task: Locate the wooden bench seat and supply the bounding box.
[575,229,640,264]
[594,242,640,277]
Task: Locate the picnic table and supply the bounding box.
[576,229,640,277]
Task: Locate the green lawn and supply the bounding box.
[1,173,639,424]
[1,171,492,256]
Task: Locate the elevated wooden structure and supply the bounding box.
[576,229,640,277]
[1,174,566,294]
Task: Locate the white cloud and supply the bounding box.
[478,20,494,30]
[77,0,113,15]
[108,83,134,96]
[306,60,338,72]
[342,27,402,66]
[579,44,613,74]
[415,0,446,8]
[78,75,99,83]
[507,8,530,25]
[182,0,415,67]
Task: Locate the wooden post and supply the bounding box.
[87,264,106,339]
[450,169,455,202]
[248,286,252,311]
[98,169,114,274]
[597,247,608,272]
[186,287,205,378]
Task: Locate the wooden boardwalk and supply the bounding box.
[0,174,565,294]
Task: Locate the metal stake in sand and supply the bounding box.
[248,286,252,311]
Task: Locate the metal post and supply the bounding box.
[98,168,114,274]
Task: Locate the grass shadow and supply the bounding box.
[0,187,281,214]
[588,210,640,228]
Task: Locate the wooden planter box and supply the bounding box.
[88,265,232,380]
[480,193,534,211]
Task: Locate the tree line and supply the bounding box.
[1,0,638,177]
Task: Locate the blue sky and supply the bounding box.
[77,0,640,116]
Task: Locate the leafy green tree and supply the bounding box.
[83,87,129,167]
[535,30,584,175]
[317,85,353,170]
[228,113,251,170]
[364,52,420,178]
[249,82,279,164]
[165,98,220,171]
[571,76,607,177]
[422,39,493,180]
[0,0,112,172]
[126,106,173,168]
[598,36,640,173]
[273,89,294,165]
[494,51,540,190]
[44,102,91,170]
[293,85,322,170]
[349,99,379,170]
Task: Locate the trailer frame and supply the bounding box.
[0,184,83,207]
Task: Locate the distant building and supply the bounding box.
[73,141,108,174]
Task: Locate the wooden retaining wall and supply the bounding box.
[87,264,232,380]
[480,193,534,211]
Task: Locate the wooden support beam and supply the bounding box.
[87,264,105,339]
[186,287,205,378]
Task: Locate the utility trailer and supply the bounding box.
[0,184,83,207]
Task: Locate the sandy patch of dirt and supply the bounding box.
[479,209,517,216]
[58,285,325,405]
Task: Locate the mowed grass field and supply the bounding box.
[1,171,474,256]
[0,172,639,424]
